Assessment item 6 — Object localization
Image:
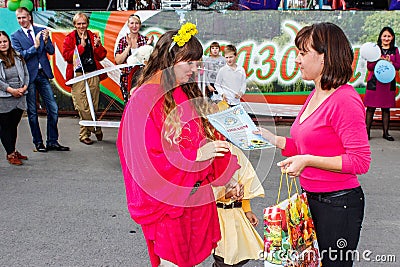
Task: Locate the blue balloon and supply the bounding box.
[374,59,396,83]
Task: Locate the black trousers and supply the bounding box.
[308,187,365,267]
[0,108,23,155]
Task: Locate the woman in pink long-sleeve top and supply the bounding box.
[117,25,241,267]
[364,26,400,141]
[256,23,371,267]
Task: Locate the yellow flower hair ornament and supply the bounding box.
[169,22,198,52]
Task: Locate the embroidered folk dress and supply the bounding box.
[117,75,240,267]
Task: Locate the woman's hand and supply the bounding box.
[245,211,259,227]
[277,155,311,178]
[146,35,154,45]
[130,35,138,49]
[253,127,285,149]
[382,55,392,63]
[20,85,27,94]
[16,87,26,95]
[93,34,101,48]
[126,33,132,49]
[196,140,230,161]
[7,87,23,98]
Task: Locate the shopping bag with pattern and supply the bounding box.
[264,171,321,267]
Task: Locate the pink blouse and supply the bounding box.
[282,84,371,192]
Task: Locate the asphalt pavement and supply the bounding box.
[0,116,399,266]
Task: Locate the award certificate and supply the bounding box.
[207,105,274,150]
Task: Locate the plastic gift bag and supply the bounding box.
[264,172,321,267]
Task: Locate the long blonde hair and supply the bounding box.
[137,30,216,144]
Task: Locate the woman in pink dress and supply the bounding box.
[364,26,400,141]
[117,24,241,267]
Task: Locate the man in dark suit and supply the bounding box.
[11,7,69,152]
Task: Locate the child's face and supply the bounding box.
[225,52,237,67]
[210,46,220,56]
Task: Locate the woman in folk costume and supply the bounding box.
[117,23,242,267]
[212,145,265,267]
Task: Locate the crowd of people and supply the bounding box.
[1,7,399,267]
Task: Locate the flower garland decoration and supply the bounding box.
[169,22,198,51]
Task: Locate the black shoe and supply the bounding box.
[34,143,47,152]
[47,143,70,151]
[383,134,395,141]
[95,132,103,141]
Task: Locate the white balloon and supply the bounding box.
[360,42,381,62]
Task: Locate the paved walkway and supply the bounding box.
[0,116,399,266]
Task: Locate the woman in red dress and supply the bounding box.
[117,24,241,267]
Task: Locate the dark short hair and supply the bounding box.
[16,7,31,15]
[16,7,33,24]
[210,41,220,48]
[295,22,353,90]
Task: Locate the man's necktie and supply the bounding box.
[27,29,34,45]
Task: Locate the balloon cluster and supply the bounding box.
[7,0,34,11]
[360,42,396,83]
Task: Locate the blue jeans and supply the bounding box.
[27,71,59,146]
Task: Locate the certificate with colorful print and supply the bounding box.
[207,105,274,150]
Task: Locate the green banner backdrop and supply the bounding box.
[1,9,399,112]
